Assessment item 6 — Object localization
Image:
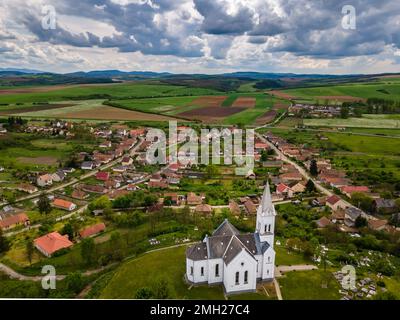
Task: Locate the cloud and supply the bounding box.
[0,0,399,73]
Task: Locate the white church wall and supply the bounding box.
[192,259,209,283]
[207,258,224,284]
[223,250,257,294]
[262,247,276,280]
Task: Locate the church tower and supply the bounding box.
[256,182,276,247]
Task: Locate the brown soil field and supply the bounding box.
[59,106,180,121]
[267,90,297,100]
[317,95,366,102]
[190,96,227,107]
[255,110,277,125]
[272,102,289,110]
[179,106,245,122]
[18,156,58,165]
[0,104,74,115]
[0,83,121,95]
[231,97,256,108]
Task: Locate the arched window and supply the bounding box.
[201,267,204,276]
[264,225,267,233]
[190,267,193,275]
[215,264,219,277]
[268,224,271,232]
[235,272,239,285]
[268,256,271,263]
[244,271,248,284]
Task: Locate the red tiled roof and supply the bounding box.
[327,195,342,205]
[276,183,289,193]
[0,213,29,229]
[34,232,73,256]
[341,186,370,194]
[53,199,75,210]
[96,172,110,181]
[79,223,106,238]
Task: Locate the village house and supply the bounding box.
[52,199,77,211]
[373,198,397,214]
[34,232,73,257]
[121,156,133,166]
[279,172,303,183]
[71,189,89,200]
[330,209,346,224]
[0,213,30,230]
[290,181,307,193]
[82,184,107,194]
[16,183,38,194]
[344,207,363,227]
[368,219,388,232]
[51,170,65,182]
[187,192,203,206]
[229,200,241,216]
[37,174,53,187]
[163,193,184,206]
[96,171,110,182]
[340,186,371,198]
[195,204,213,216]
[99,141,112,148]
[262,160,284,168]
[315,216,332,228]
[108,189,129,200]
[326,195,348,211]
[276,183,294,198]
[165,172,181,185]
[148,180,169,189]
[244,199,257,215]
[81,161,95,170]
[105,179,121,189]
[79,223,106,239]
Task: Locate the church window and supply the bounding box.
[190,267,193,275]
[268,224,271,232]
[244,271,248,284]
[215,264,219,277]
[201,267,204,276]
[235,272,239,285]
[267,270,269,275]
[268,256,271,263]
[264,225,267,233]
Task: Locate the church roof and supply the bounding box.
[212,219,240,237]
[208,235,232,259]
[223,236,257,265]
[186,242,208,261]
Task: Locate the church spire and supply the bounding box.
[260,181,275,215]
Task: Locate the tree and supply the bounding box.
[38,193,51,214]
[26,238,35,265]
[151,278,174,299]
[0,228,10,253]
[309,160,318,176]
[351,193,374,213]
[355,216,368,228]
[61,223,74,241]
[340,105,349,119]
[65,272,84,294]
[205,165,219,179]
[135,287,154,299]
[81,238,96,266]
[88,195,112,212]
[306,179,316,193]
[374,291,398,300]
[260,149,268,162]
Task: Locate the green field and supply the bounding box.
[304,116,400,129]
[282,80,400,102]
[0,83,219,105]
[279,270,341,300]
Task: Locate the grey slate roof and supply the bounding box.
[186,242,208,261]
[212,219,240,237]
[207,235,232,259]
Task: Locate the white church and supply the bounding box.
[186,183,276,294]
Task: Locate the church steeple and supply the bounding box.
[256,182,276,246]
[258,181,276,216]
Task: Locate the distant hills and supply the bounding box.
[1,68,399,91]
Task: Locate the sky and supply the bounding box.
[0,0,400,74]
